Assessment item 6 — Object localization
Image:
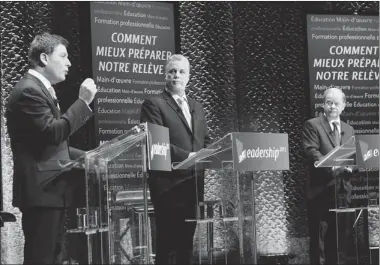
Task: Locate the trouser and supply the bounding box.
[154,203,197,264]
[307,186,337,265]
[22,207,65,265]
[151,178,199,265]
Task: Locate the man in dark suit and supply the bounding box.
[302,87,355,265]
[6,32,97,264]
[140,54,211,264]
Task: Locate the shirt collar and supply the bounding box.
[330,119,340,127]
[28,69,52,90]
[324,113,341,132]
[165,88,187,103]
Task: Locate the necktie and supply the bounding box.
[177,97,192,131]
[47,86,60,111]
[332,121,340,146]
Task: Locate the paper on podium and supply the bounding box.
[172,148,219,170]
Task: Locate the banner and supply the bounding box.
[306,14,379,135]
[90,1,175,145]
[89,4,175,256]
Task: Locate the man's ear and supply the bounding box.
[40,53,49,66]
[341,102,346,112]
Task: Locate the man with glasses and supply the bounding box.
[302,87,354,265]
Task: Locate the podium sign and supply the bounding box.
[146,122,171,171]
[232,132,289,172]
[355,134,380,170]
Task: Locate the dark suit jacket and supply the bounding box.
[140,89,211,206]
[6,73,93,210]
[302,115,355,200]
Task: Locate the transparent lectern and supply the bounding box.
[173,132,289,264]
[55,123,171,264]
[315,135,379,264]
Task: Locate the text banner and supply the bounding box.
[90,1,175,145]
[307,14,379,135]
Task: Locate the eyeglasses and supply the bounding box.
[325,101,343,107]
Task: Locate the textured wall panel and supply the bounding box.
[1,2,53,264]
[232,2,309,258]
[369,209,379,248]
[179,2,238,139]
[179,2,239,260]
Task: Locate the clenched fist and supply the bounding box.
[79,78,97,105]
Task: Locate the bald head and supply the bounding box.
[323,87,346,103]
[323,87,346,120]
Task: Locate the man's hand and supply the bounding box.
[188,152,196,158]
[332,166,353,176]
[79,78,97,105]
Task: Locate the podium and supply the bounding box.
[54,123,171,264]
[173,132,289,264]
[315,134,379,264]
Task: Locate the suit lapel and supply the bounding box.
[319,115,337,147]
[162,90,193,134]
[25,73,60,114]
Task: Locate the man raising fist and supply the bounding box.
[6,32,97,264]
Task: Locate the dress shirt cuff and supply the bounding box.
[79,98,92,111]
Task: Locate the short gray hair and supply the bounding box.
[164,54,190,73]
[323,87,346,103]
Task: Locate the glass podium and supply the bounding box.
[173,132,289,264]
[315,135,379,264]
[53,123,171,264]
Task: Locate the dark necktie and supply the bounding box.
[332,121,340,146]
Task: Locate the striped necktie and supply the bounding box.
[177,97,192,131]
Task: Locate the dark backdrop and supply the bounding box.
[1,1,378,263]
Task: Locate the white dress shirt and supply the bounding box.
[328,118,341,135]
[166,89,192,130]
[28,69,55,98]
